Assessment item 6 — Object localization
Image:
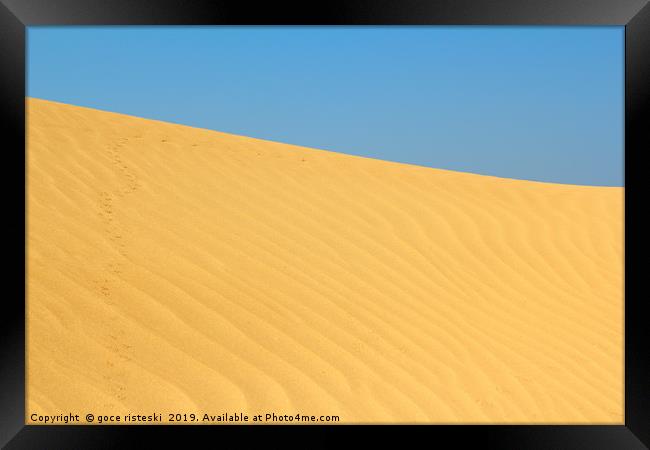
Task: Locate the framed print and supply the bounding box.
[1,0,648,448]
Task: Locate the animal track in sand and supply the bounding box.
[96,135,143,408]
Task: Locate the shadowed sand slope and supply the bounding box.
[27,98,623,423]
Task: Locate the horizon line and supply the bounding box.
[27,96,624,189]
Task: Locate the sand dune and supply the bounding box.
[26,98,623,424]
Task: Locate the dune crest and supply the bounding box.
[27,98,623,423]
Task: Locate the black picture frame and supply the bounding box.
[2,1,647,448]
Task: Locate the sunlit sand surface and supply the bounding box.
[27,98,623,423]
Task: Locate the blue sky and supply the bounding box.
[28,26,623,186]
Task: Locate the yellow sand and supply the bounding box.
[26,98,623,424]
